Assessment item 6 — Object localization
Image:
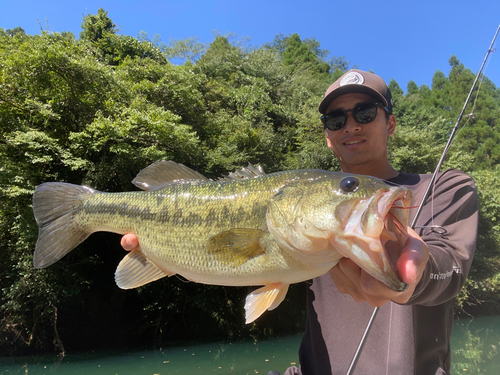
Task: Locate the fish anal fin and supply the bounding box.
[244,283,289,324]
[207,229,267,266]
[132,160,209,191]
[115,250,173,289]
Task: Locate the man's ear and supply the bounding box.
[325,129,333,150]
[388,114,396,136]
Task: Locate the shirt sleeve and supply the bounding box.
[406,169,479,306]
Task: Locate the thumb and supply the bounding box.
[397,228,429,285]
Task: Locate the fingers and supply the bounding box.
[121,233,139,251]
[397,227,429,285]
[330,259,365,303]
[329,227,430,307]
[330,260,394,306]
[358,270,409,306]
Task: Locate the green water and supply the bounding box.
[0,316,499,375]
[0,335,300,375]
[451,316,500,374]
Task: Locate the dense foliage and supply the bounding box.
[1,9,499,355]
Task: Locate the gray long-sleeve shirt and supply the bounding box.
[285,169,478,375]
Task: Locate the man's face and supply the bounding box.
[324,93,396,172]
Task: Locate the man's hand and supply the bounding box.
[121,233,140,251]
[329,227,429,306]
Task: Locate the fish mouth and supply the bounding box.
[333,187,413,292]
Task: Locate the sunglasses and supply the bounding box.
[320,102,389,131]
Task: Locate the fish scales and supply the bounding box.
[32,161,412,323]
[72,171,324,283]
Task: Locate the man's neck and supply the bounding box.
[340,162,399,180]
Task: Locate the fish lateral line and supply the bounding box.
[32,160,415,323]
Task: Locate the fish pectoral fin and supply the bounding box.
[207,229,268,266]
[244,283,289,324]
[132,160,210,191]
[115,250,173,289]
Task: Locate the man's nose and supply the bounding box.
[343,114,361,132]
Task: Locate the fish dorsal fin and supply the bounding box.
[244,283,289,323]
[207,229,267,266]
[218,163,266,181]
[115,250,174,289]
[132,160,210,191]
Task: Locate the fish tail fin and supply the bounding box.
[32,182,95,268]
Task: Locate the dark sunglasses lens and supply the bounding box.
[353,103,378,123]
[324,111,346,130]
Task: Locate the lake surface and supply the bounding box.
[0,335,300,375]
[1,316,499,375]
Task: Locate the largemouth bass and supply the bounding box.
[33,161,412,323]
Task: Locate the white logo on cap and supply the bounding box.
[340,72,364,86]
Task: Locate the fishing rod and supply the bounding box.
[345,23,500,375]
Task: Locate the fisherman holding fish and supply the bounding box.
[286,70,478,375]
[121,70,479,375]
[32,68,477,375]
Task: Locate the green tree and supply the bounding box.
[80,8,117,42]
[388,78,404,98]
[266,33,350,96]
[0,26,203,353]
[196,36,243,80]
[281,33,330,94]
[1,10,499,356]
[80,8,167,65]
[407,80,419,95]
[3,26,26,37]
[282,34,326,69]
[427,56,500,169]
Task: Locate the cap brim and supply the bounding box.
[319,85,389,114]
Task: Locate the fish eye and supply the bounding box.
[340,177,359,193]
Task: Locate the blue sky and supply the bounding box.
[1,0,499,91]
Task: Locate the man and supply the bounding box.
[280,69,478,375]
[122,70,478,374]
